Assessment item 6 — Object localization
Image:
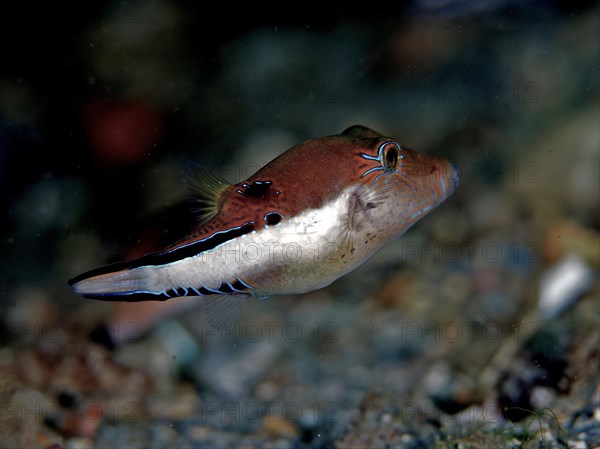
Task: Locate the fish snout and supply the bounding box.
[404,149,459,203]
[426,157,459,205]
[446,161,460,195]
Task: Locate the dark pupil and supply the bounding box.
[385,146,398,169]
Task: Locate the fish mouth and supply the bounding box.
[437,160,460,202]
[448,162,460,194]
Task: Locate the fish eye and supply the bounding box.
[381,142,401,173]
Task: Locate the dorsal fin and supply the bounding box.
[188,164,231,225]
[342,125,382,139]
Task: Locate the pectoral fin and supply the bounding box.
[188,164,231,225]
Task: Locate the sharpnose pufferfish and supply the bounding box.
[70,125,459,302]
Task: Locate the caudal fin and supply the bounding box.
[68,264,170,301]
[69,258,252,302]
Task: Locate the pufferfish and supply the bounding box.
[69,125,459,301]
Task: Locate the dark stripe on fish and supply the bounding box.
[81,279,253,302]
[68,222,256,286]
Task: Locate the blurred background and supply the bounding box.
[1,1,598,448]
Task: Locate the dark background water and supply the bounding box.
[1,1,598,448]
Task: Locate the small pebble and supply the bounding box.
[539,254,594,321]
[261,415,299,439]
[530,386,556,409]
[65,437,94,449]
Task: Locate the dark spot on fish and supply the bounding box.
[239,180,272,198]
[197,287,212,295]
[232,279,247,291]
[218,282,234,294]
[265,212,282,225]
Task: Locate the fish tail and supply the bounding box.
[69,264,168,302]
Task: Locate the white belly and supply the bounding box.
[147,186,389,298]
